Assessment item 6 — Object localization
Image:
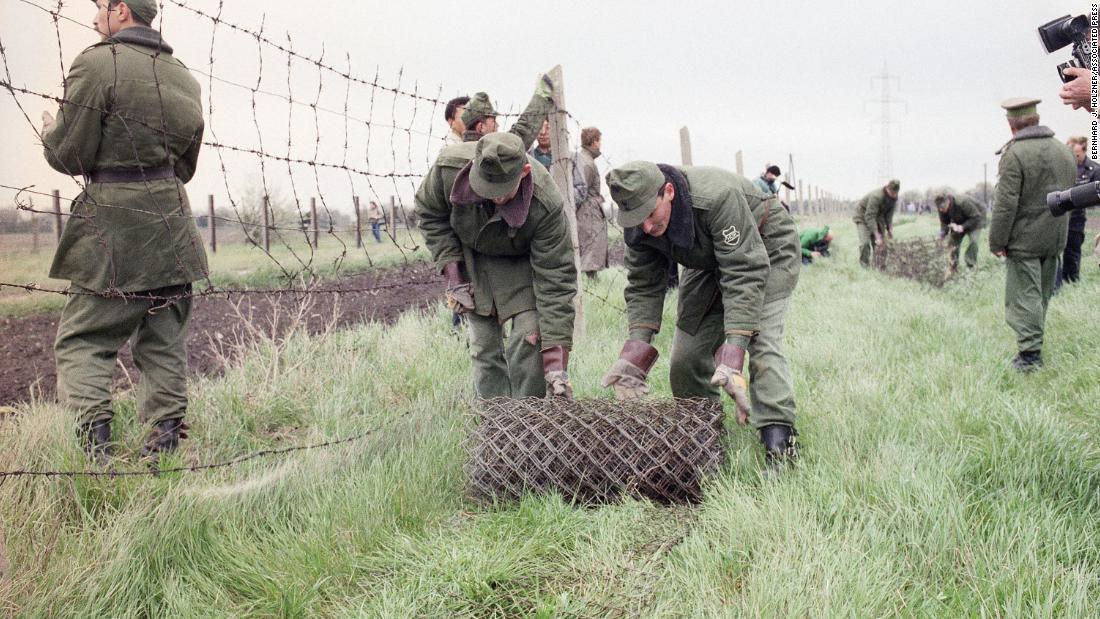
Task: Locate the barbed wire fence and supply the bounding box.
[0,0,640,480]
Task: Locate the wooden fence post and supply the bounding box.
[353,195,362,248]
[735,150,744,177]
[310,197,319,248]
[388,196,397,241]
[52,189,62,241]
[208,194,216,253]
[546,64,585,340]
[262,195,271,251]
[29,197,38,252]
[679,127,693,166]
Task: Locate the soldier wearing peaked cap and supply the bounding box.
[601,161,803,466]
[853,179,900,268]
[460,73,556,148]
[990,98,1076,371]
[40,0,207,462]
[415,132,578,399]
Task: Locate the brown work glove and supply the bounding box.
[542,345,573,399]
[710,343,751,424]
[443,262,474,314]
[600,340,659,401]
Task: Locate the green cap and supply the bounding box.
[886,179,900,192]
[470,133,526,199]
[933,192,948,206]
[96,0,157,25]
[461,92,496,128]
[606,161,666,228]
[1001,97,1041,118]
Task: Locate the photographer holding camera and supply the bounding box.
[1059,67,1094,112]
[1039,14,1096,113]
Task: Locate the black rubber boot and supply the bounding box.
[1011,350,1043,373]
[760,424,797,466]
[81,419,113,464]
[141,419,189,457]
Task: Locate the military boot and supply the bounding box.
[141,419,189,457]
[80,419,113,464]
[760,424,798,466]
[1011,350,1043,373]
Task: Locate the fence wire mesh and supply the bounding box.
[880,237,951,288]
[466,397,727,505]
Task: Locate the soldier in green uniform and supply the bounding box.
[600,161,802,464]
[934,191,986,272]
[460,76,554,147]
[416,132,577,398]
[41,0,208,461]
[989,98,1076,371]
[853,179,900,268]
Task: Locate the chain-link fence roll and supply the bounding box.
[466,398,727,505]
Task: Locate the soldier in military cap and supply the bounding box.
[415,132,577,399]
[990,98,1076,371]
[934,191,986,273]
[460,74,555,148]
[40,0,207,461]
[853,179,900,268]
[601,161,803,465]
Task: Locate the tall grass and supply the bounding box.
[1,215,1097,617]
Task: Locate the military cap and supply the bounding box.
[94,0,158,26]
[933,192,949,206]
[461,92,496,128]
[470,132,527,199]
[1001,97,1041,118]
[886,179,901,192]
[606,161,666,228]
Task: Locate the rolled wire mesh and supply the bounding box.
[466,398,727,504]
[881,237,951,287]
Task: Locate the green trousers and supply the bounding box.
[55,284,192,427]
[1004,256,1057,353]
[669,296,797,429]
[856,222,874,268]
[466,310,544,398]
[948,229,981,269]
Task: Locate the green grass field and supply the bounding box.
[0,228,427,317]
[1,215,1098,617]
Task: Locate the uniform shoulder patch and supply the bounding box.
[721,225,741,246]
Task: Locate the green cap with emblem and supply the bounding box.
[461,92,496,128]
[886,179,900,192]
[94,0,158,26]
[606,161,666,228]
[1001,97,1041,118]
[470,132,527,199]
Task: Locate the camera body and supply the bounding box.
[1038,14,1094,83]
[1047,181,1100,217]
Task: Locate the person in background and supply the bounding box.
[1056,136,1098,287]
[574,127,608,278]
[528,119,552,170]
[442,96,469,147]
[367,200,384,243]
[799,225,834,265]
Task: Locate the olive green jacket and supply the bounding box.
[990,126,1076,258]
[415,141,577,348]
[853,187,897,235]
[623,166,770,348]
[43,27,208,292]
[938,194,985,236]
[735,175,800,302]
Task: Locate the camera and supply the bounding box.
[1047,181,1100,217]
[1038,14,1095,83]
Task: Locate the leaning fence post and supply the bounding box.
[679,126,693,166]
[388,195,397,241]
[353,195,362,248]
[310,197,319,249]
[29,197,38,253]
[262,195,271,252]
[546,64,585,340]
[208,194,217,253]
[735,150,744,177]
[52,189,62,241]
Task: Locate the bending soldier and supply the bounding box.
[601,161,802,465]
[935,192,985,272]
[853,179,900,268]
[416,132,577,398]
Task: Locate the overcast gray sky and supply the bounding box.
[0,0,1093,216]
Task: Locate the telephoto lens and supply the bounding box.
[1047,181,1100,217]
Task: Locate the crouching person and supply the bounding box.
[600,161,802,465]
[416,132,577,398]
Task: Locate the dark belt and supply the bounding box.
[88,166,176,183]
